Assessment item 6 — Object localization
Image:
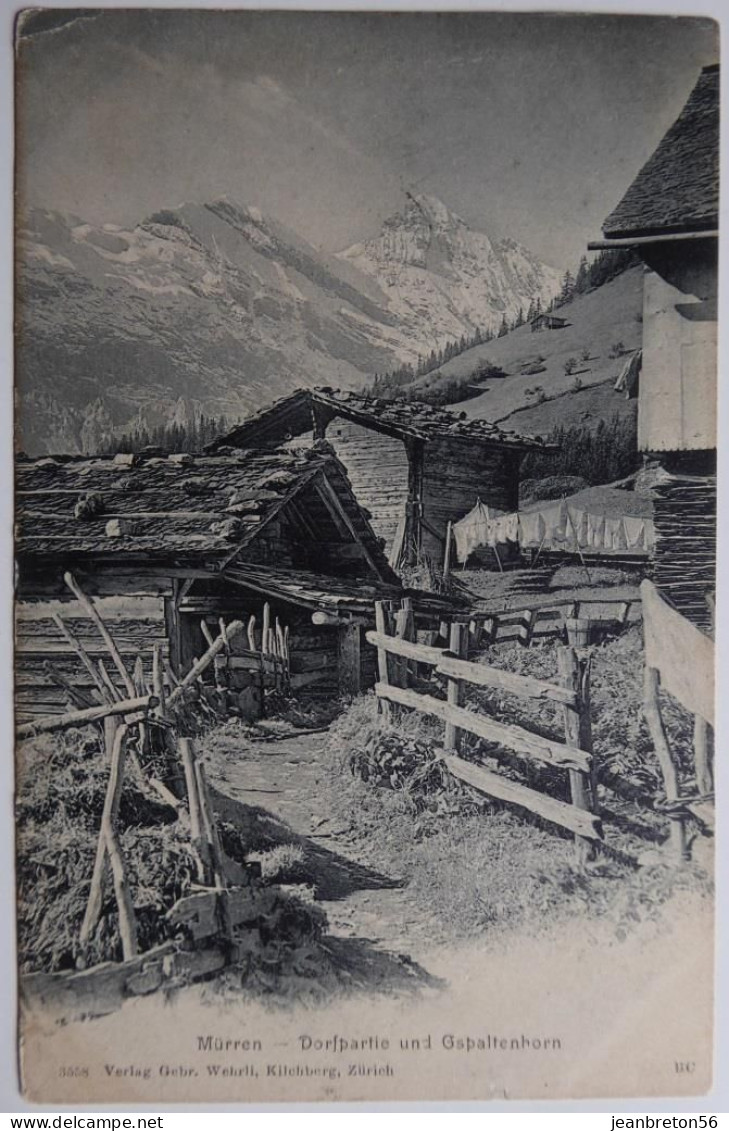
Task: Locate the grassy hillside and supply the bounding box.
[499,379,636,435]
[399,266,643,438]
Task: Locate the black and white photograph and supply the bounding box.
[12,8,719,1104]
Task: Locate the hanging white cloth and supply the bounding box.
[604,516,627,551]
[453,500,491,563]
[489,511,518,546]
[519,510,546,548]
[586,512,606,551]
[623,516,646,550]
[567,507,589,549]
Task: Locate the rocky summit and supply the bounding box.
[16,194,560,454]
[338,192,562,350]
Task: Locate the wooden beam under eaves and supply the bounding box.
[588,229,718,250]
[313,473,387,581]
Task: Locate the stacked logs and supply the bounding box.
[651,474,716,631]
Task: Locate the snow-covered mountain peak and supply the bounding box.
[338,192,561,348]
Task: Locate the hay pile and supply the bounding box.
[16,727,330,984]
[16,728,197,973]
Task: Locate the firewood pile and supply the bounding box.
[651,473,716,631]
[16,573,327,1016]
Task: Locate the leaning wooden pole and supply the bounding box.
[179,737,213,885]
[167,621,244,708]
[442,521,454,583]
[52,613,112,704]
[17,694,158,739]
[64,572,136,698]
[80,723,131,947]
[557,645,595,866]
[643,665,687,862]
[103,814,139,961]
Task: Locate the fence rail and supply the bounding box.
[461,594,640,650]
[367,600,602,858]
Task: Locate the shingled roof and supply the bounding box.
[211,387,553,451]
[603,65,719,240]
[14,444,390,574]
[224,563,461,616]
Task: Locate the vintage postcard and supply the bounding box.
[13,9,718,1104]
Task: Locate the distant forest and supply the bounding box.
[520,412,640,486]
[97,413,231,456]
[368,247,640,404]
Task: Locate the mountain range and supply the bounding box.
[15,193,561,454]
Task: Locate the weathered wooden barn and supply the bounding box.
[530,313,569,333]
[591,63,718,629]
[15,444,433,721]
[211,388,551,568]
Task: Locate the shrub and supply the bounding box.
[146,209,187,230]
[520,412,640,486]
[563,357,578,376]
[571,376,583,392]
[246,844,306,882]
[521,474,590,503]
[319,639,712,945]
[580,347,591,363]
[609,340,626,359]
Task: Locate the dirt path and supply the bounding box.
[205,727,433,965]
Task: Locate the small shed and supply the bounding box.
[590,63,718,628]
[15,444,416,720]
[530,313,569,333]
[211,388,551,569]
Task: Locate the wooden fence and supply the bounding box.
[20,569,291,724]
[458,595,641,651]
[367,600,602,860]
[640,579,715,861]
[18,575,279,1017]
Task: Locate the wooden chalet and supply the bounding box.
[15,443,449,721]
[530,313,569,333]
[591,63,718,629]
[211,387,551,568]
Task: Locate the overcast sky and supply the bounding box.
[16,10,719,270]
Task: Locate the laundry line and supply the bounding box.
[452,497,655,564]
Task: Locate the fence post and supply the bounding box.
[557,645,595,866]
[483,615,498,645]
[179,737,215,885]
[443,520,454,583]
[565,616,591,647]
[374,601,392,723]
[444,621,468,753]
[693,715,713,796]
[518,608,538,647]
[643,665,687,862]
[394,600,414,690]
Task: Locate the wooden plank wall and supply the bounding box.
[639,245,717,454]
[15,595,168,721]
[420,438,519,562]
[326,420,410,552]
